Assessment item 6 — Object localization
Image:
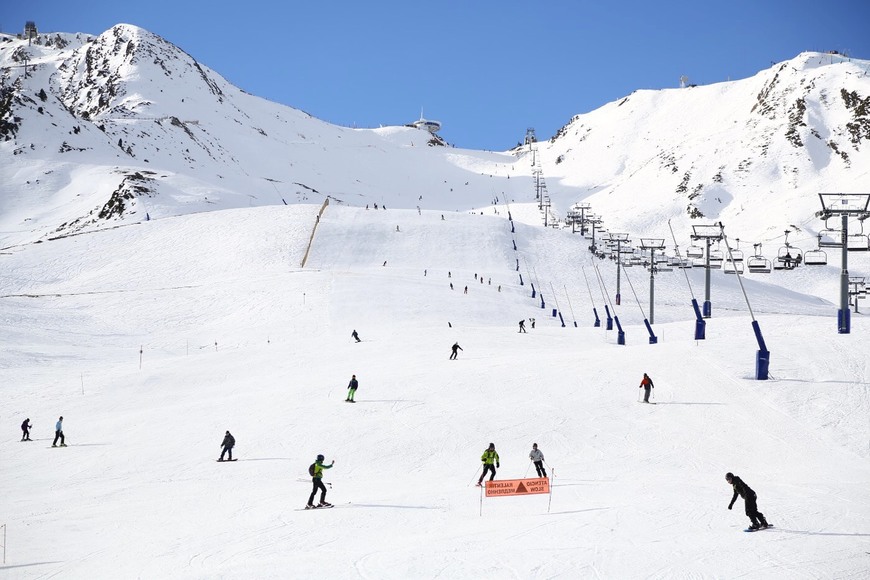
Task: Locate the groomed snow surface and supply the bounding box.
[3,205,870,579]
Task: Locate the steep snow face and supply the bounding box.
[539,52,870,246]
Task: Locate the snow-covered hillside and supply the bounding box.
[3,204,870,579]
[540,52,870,248]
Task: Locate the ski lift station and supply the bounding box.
[410,109,441,134]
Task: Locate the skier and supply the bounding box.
[219,430,235,461]
[21,418,32,441]
[519,319,527,333]
[52,416,66,447]
[351,329,361,343]
[449,342,463,360]
[529,443,547,478]
[530,318,536,329]
[307,454,334,508]
[639,373,655,403]
[464,285,468,294]
[477,443,500,486]
[726,472,769,530]
[346,374,359,402]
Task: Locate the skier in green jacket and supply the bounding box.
[307,454,335,508]
[476,443,500,486]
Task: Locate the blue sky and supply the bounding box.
[5,0,869,150]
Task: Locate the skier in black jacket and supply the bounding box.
[219,431,235,461]
[21,418,32,441]
[726,472,769,529]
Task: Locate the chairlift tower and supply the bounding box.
[524,128,537,147]
[691,225,724,318]
[819,193,870,333]
[589,216,603,254]
[640,238,665,326]
[567,203,591,235]
[606,233,630,305]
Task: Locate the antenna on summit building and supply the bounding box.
[680,75,689,88]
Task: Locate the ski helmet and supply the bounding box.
[317,454,325,462]
[725,472,734,482]
[488,443,495,449]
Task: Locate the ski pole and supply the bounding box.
[524,461,532,478]
[468,465,482,486]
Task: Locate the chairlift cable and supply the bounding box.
[621,265,648,319]
[668,219,697,300]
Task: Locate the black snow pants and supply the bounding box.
[309,478,327,505]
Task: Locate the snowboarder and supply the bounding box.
[529,443,547,478]
[21,418,32,441]
[519,319,527,333]
[477,443,499,486]
[307,454,334,508]
[346,374,358,402]
[351,329,361,343]
[726,472,769,530]
[52,416,65,447]
[449,342,463,360]
[219,430,235,461]
[639,373,654,403]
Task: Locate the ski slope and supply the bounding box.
[2,205,870,579]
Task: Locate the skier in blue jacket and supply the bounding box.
[52,416,66,447]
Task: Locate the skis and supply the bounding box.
[744,524,774,532]
[344,400,356,403]
[216,459,238,462]
[299,503,334,511]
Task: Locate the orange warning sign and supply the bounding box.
[484,477,550,497]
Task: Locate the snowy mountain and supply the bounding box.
[2,24,869,253]
[539,52,870,245]
[2,24,870,579]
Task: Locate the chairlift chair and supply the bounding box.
[818,229,843,248]
[748,257,772,273]
[728,248,744,262]
[708,248,724,269]
[724,260,745,275]
[846,234,870,252]
[803,237,828,265]
[686,244,704,258]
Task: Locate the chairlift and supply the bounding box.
[678,258,694,269]
[724,260,744,275]
[747,256,772,273]
[803,236,828,265]
[667,255,682,267]
[708,248,724,269]
[846,234,870,252]
[776,231,801,269]
[686,244,704,258]
[818,229,843,248]
[747,243,772,273]
[731,238,745,262]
